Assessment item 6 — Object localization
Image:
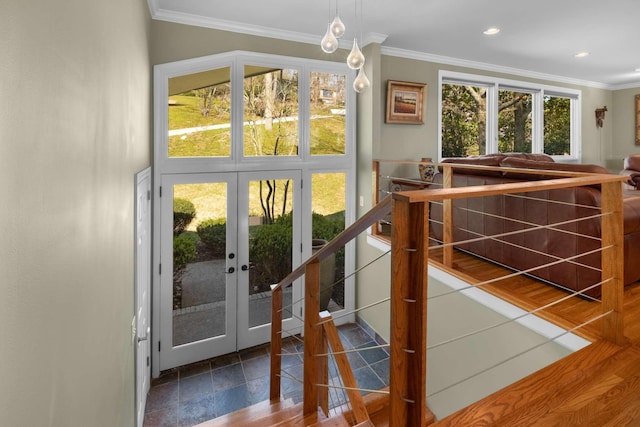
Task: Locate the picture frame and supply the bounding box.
[385,80,426,124]
[635,94,640,145]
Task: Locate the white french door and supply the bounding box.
[158,170,302,370]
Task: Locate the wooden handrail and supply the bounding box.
[394,174,627,204]
[270,195,392,292]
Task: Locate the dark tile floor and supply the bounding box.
[143,322,390,427]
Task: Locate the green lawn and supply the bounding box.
[169,93,347,229]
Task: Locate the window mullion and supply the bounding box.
[486,83,498,154]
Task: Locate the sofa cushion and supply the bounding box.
[500,157,609,180]
[439,156,504,176]
[488,152,555,162]
[624,154,640,171]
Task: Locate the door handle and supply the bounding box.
[137,326,150,343]
[226,267,235,274]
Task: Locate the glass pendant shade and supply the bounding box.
[330,15,345,38]
[320,23,339,53]
[353,67,370,93]
[346,38,365,70]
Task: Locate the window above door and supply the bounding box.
[155,51,355,174]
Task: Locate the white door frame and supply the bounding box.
[135,167,152,427]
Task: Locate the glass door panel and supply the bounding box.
[159,174,237,370]
[243,66,299,157]
[310,71,347,155]
[237,171,302,349]
[312,172,346,312]
[167,67,232,158]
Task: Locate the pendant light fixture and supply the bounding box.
[320,0,339,53]
[320,23,339,53]
[319,0,369,92]
[346,0,365,70]
[353,67,370,93]
[330,0,345,38]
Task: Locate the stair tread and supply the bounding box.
[194,398,296,427]
[433,340,629,426]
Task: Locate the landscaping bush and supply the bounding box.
[249,213,293,291]
[197,218,226,258]
[173,198,196,235]
[249,212,346,294]
[173,232,197,272]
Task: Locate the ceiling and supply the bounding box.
[149,0,640,89]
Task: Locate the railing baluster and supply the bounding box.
[303,259,321,420]
[269,284,283,402]
[389,197,431,426]
[600,180,626,345]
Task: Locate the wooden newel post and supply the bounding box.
[389,197,430,426]
[269,285,283,401]
[600,181,625,345]
[442,165,454,267]
[303,259,322,420]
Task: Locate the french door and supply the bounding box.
[158,170,302,370]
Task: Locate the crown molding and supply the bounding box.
[381,46,615,90]
[151,7,320,45]
[151,6,388,51]
[610,81,640,91]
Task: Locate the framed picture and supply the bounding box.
[385,80,426,124]
[636,94,640,145]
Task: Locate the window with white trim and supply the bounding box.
[439,71,581,161]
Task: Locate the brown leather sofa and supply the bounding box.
[429,153,640,298]
[620,154,640,190]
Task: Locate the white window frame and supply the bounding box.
[152,51,357,377]
[438,70,582,162]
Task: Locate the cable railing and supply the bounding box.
[266,158,626,426]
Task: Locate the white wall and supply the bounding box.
[0,1,151,425]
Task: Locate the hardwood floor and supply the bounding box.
[428,249,640,426]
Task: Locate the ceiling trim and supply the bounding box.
[151,7,321,45]
[381,46,613,90]
[150,6,389,51]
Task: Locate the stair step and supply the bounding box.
[433,340,629,425]
[194,398,297,427]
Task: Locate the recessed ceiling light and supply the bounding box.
[574,52,590,58]
[483,27,500,35]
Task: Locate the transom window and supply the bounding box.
[439,71,581,161]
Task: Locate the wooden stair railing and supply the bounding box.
[269,196,392,422]
[268,163,626,426]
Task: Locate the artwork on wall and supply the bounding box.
[385,80,426,124]
[636,94,640,145]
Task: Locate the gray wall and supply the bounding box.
[355,47,636,341]
[0,1,152,425]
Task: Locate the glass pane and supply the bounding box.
[310,72,346,155]
[498,89,532,153]
[312,173,346,312]
[544,96,571,155]
[168,67,231,157]
[172,183,228,346]
[441,83,487,157]
[244,67,299,157]
[248,178,295,328]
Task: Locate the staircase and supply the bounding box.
[198,165,630,426]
